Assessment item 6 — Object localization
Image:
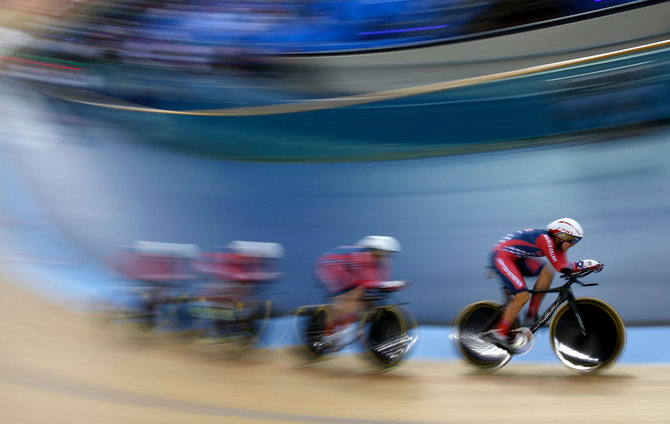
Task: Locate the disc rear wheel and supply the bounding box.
[453,301,512,372]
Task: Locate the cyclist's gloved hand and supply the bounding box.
[578,259,603,272]
[374,280,408,291]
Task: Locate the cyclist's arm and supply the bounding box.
[316,259,357,286]
[354,254,393,290]
[536,234,578,272]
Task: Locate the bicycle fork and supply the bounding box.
[566,292,588,336]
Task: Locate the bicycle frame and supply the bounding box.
[487,270,597,336]
[527,270,597,336]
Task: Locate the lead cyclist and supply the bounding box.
[481,217,604,352]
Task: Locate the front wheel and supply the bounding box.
[550,297,626,373]
[359,305,418,371]
[204,299,273,356]
[288,304,333,363]
[452,301,512,372]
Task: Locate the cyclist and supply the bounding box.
[482,218,603,351]
[195,240,284,301]
[106,241,201,327]
[315,235,403,349]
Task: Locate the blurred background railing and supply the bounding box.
[3,0,670,160]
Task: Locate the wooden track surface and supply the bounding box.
[1,277,669,424]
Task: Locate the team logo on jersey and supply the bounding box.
[496,258,524,289]
[542,234,558,262]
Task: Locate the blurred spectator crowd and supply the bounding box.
[1,0,644,69]
[0,0,647,110]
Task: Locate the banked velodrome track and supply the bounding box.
[2,4,670,423]
[2,275,670,424]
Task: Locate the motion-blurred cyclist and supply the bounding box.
[482,218,603,351]
[195,240,284,302]
[315,235,403,349]
[106,241,201,325]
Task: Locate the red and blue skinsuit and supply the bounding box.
[196,250,280,283]
[491,228,579,294]
[193,249,282,303]
[316,246,391,296]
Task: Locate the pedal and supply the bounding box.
[508,327,534,355]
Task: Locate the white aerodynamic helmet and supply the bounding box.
[547,218,584,243]
[357,235,402,252]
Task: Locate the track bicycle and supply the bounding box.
[289,281,418,372]
[453,269,626,373]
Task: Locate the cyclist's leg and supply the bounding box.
[490,251,529,338]
[519,259,555,321]
[316,263,364,340]
[329,286,364,328]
